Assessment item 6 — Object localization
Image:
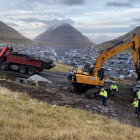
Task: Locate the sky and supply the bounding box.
[1,0,140,44]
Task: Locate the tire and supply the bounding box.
[0,63,7,70]
[19,66,26,74]
[27,67,35,75]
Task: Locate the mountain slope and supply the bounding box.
[34,23,95,47]
[95,26,140,50]
[0,21,35,44]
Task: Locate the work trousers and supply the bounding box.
[137,109,140,117]
[138,99,140,110]
[135,107,138,114]
[102,97,107,107]
[111,89,116,96]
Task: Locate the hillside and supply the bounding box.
[0,80,140,140]
[0,21,35,44]
[95,26,140,50]
[34,23,95,47]
[46,61,73,72]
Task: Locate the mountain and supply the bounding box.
[0,21,35,44]
[34,23,95,47]
[95,26,140,50]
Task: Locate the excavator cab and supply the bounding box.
[83,63,105,80]
[98,68,105,80]
[83,63,93,75]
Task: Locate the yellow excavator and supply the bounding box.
[67,34,140,95]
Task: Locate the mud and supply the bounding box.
[0,78,139,127]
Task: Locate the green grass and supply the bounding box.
[47,61,73,72]
[0,85,139,139]
[0,21,36,44]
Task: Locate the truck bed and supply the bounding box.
[6,53,41,67]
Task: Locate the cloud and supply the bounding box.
[62,0,85,5]
[106,2,133,8]
[130,18,140,28]
[19,18,75,29]
[84,8,140,18]
[7,22,18,27]
[127,0,140,3]
[78,26,131,34]
[25,0,85,5]
[133,18,140,22]
[89,34,116,44]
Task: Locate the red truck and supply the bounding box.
[0,46,55,74]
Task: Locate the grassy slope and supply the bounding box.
[48,61,73,72]
[0,85,140,140]
[0,21,36,44]
[94,26,140,51]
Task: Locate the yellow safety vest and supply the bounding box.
[110,85,118,90]
[132,101,139,107]
[137,90,140,99]
[100,90,107,97]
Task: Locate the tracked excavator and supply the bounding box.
[67,34,140,97]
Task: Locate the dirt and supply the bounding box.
[0,76,139,128]
[0,70,139,127]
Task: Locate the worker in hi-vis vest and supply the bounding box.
[100,88,107,107]
[132,98,139,117]
[110,83,118,97]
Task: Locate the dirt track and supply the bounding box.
[0,71,139,127]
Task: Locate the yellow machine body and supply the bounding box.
[68,34,140,87]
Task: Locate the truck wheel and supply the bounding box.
[0,63,7,70]
[19,66,26,74]
[28,67,35,75]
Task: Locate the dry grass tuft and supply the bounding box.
[47,61,73,72]
[104,75,134,85]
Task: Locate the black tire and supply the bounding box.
[19,66,26,74]
[27,67,35,75]
[0,63,7,70]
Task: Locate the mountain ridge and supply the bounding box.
[34,23,95,47]
[0,21,35,44]
[95,26,140,50]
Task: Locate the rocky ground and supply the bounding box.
[0,70,139,127]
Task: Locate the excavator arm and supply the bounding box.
[93,34,140,78]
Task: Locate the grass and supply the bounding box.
[0,86,139,139]
[0,21,35,44]
[104,74,134,85]
[48,61,73,72]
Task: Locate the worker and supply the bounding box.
[100,88,107,107]
[110,83,118,97]
[132,98,139,117]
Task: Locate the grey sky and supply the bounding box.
[1,0,140,43]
